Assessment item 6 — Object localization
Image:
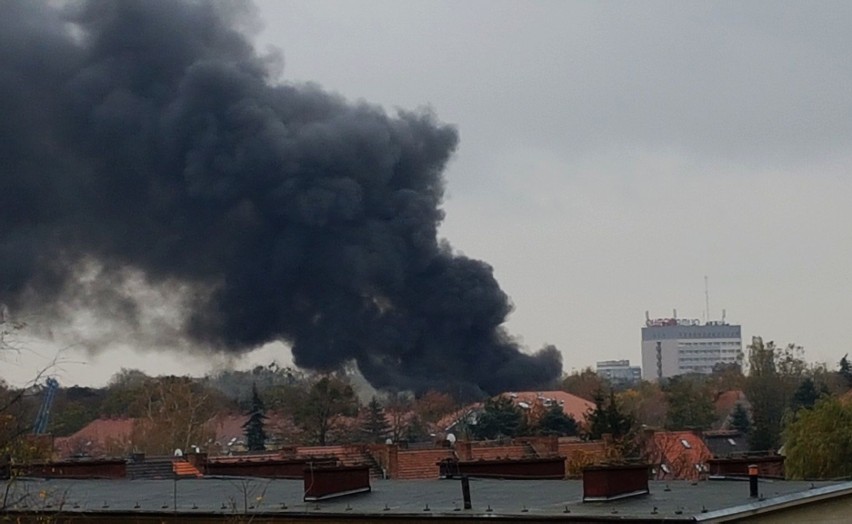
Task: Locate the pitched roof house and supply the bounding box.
[507,390,595,425]
[440,390,595,436]
[53,418,135,458]
[644,430,713,480]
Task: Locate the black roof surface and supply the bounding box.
[1,477,847,522]
[703,434,750,458]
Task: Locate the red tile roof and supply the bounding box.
[435,403,484,433]
[507,391,595,424]
[645,430,713,480]
[54,418,135,458]
[206,413,250,449]
[438,391,594,435]
[715,389,747,413]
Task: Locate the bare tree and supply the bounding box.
[130,376,220,454]
[294,375,358,446]
[385,392,414,442]
[0,314,64,511]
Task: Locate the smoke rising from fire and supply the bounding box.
[0,0,561,395]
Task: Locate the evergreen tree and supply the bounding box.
[586,389,637,460]
[728,403,751,434]
[535,404,578,436]
[586,390,609,440]
[360,397,391,443]
[586,389,633,440]
[839,354,852,390]
[791,377,820,412]
[472,396,524,440]
[242,383,267,452]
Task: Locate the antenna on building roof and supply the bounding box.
[704,276,710,324]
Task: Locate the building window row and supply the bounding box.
[679,354,740,362]
[678,341,740,347]
[677,332,740,338]
[678,348,740,354]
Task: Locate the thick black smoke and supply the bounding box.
[0,0,561,395]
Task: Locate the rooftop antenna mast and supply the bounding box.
[704,275,710,324]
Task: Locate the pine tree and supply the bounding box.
[472,396,524,440]
[728,403,751,434]
[791,377,820,412]
[586,389,633,440]
[242,383,267,452]
[360,397,391,443]
[536,404,578,436]
[586,389,637,459]
[840,354,852,390]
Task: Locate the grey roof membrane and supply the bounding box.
[0,477,845,521]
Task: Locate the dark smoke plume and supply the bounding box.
[0,0,561,395]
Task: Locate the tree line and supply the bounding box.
[5,324,852,479]
[0,363,466,459]
[559,336,852,478]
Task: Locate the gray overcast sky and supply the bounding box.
[251,0,852,371]
[4,0,852,386]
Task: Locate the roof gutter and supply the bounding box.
[695,481,852,523]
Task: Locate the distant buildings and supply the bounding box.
[595,360,641,385]
[641,311,742,381]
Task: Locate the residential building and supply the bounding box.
[641,312,742,381]
[643,429,713,481]
[505,390,594,424]
[441,390,595,436]
[702,429,750,458]
[595,359,641,384]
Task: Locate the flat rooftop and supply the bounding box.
[2,477,849,522]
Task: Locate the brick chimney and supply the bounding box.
[303,464,371,501]
[583,464,650,502]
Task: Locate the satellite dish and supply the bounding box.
[174,448,183,457]
[446,433,457,444]
[385,438,393,445]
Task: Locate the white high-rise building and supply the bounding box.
[641,312,742,381]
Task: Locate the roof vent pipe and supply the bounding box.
[749,464,759,498]
[461,476,472,509]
